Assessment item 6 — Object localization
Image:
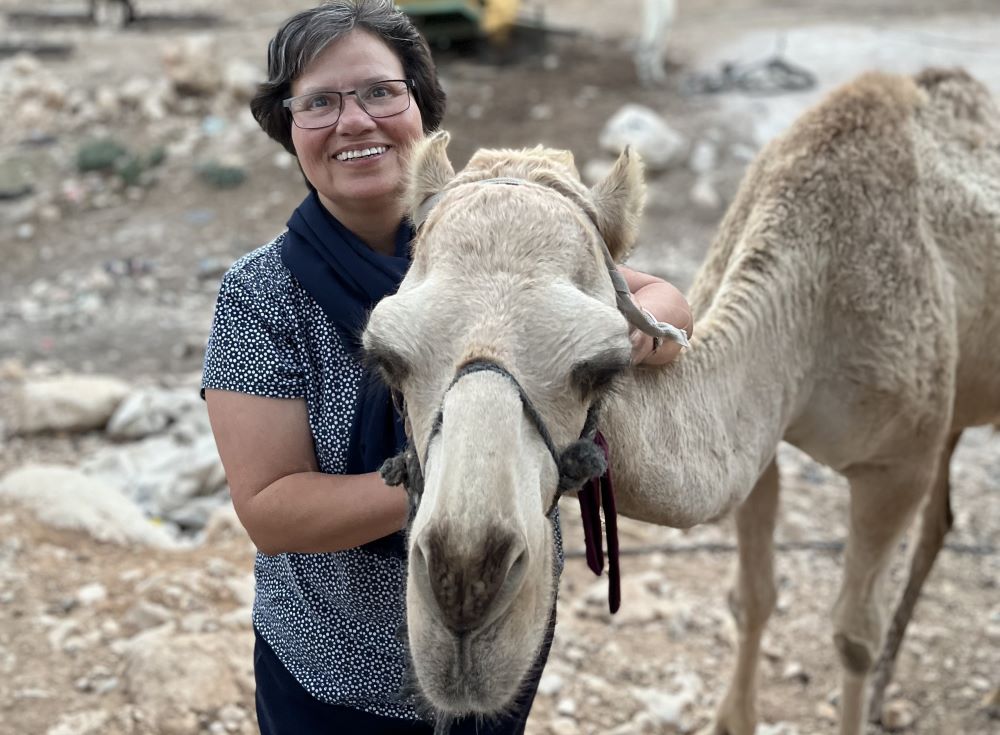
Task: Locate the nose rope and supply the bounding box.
[379,359,622,614]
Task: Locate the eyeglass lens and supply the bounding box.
[290,80,410,129]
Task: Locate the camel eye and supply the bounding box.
[570,351,629,401]
[364,343,410,389]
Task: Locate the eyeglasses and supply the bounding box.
[283,79,414,130]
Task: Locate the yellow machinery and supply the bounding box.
[397,0,520,45]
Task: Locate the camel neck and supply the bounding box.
[603,254,820,527]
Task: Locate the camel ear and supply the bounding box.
[590,146,646,262]
[404,130,456,224]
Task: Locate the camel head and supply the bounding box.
[362,131,645,718]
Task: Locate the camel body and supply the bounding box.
[363,69,1000,734]
[600,67,1000,734]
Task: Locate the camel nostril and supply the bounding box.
[420,524,526,633]
[503,545,528,595]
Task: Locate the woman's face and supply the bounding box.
[290,29,424,219]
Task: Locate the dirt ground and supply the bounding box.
[0,1,998,734]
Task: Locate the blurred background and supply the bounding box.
[0,2,997,734]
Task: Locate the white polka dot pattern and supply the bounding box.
[203,236,420,719]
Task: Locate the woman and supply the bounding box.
[202,2,692,733]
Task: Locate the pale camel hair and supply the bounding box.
[362,68,1000,734]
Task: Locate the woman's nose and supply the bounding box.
[337,95,376,132]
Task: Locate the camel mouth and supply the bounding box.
[409,593,546,716]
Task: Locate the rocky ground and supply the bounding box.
[0,1,998,734]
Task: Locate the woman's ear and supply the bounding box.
[590,146,646,263]
[404,130,455,224]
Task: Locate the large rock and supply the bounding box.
[599,104,686,172]
[162,36,221,97]
[83,432,226,518]
[9,375,130,434]
[105,386,203,440]
[0,465,176,548]
[122,627,254,735]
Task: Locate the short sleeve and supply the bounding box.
[202,269,307,399]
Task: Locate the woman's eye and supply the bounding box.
[366,85,390,99]
[307,94,332,110]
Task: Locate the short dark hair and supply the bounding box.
[250,0,446,156]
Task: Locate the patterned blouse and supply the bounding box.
[203,235,563,720]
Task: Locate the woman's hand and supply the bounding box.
[620,266,693,366]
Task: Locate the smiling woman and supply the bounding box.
[200,1,689,734]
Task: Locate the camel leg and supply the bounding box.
[867,431,960,722]
[833,457,939,735]
[712,458,780,735]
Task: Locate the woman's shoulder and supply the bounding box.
[222,232,291,294]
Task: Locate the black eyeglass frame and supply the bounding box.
[282,78,415,130]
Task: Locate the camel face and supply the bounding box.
[363,133,643,716]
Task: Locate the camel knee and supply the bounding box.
[727,580,776,632]
[833,631,876,675]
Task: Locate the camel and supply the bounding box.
[362,67,1000,734]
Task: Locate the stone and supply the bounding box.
[162,36,221,97]
[46,709,110,735]
[105,387,198,440]
[689,140,718,174]
[599,104,686,172]
[0,465,176,548]
[82,432,226,518]
[880,698,917,731]
[556,697,577,716]
[76,582,108,606]
[9,375,130,434]
[537,672,565,696]
[629,672,702,732]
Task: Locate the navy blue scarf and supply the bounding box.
[281,190,411,479]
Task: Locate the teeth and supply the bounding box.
[336,146,387,161]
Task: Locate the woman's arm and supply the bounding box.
[205,389,408,555]
[620,266,693,366]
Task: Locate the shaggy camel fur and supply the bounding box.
[362,68,1000,734]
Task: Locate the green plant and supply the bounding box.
[197,161,247,189]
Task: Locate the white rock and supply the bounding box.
[76,582,108,606]
[0,465,176,548]
[125,600,175,630]
[9,375,130,434]
[46,709,110,735]
[162,36,221,97]
[82,432,225,517]
[106,388,189,440]
[880,698,917,731]
[689,140,718,174]
[599,104,686,172]
[630,672,702,731]
[758,723,800,735]
[556,697,577,716]
[537,672,565,696]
